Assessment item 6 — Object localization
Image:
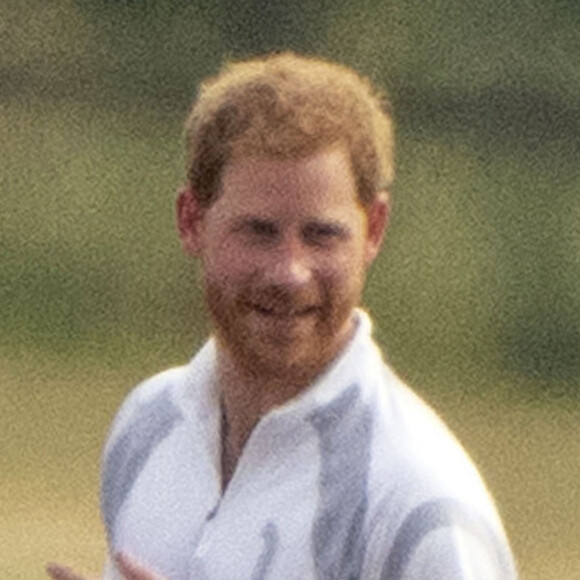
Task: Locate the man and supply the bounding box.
[48,52,518,579]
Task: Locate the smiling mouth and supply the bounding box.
[252,304,318,318]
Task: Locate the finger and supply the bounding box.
[45,563,88,580]
[115,553,165,580]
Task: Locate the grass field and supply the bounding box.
[2,82,579,579]
[2,347,579,580]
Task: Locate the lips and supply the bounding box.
[251,303,318,318]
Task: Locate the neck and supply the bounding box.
[215,311,359,489]
[216,348,310,448]
[217,348,313,490]
[216,344,334,491]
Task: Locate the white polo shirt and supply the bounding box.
[101,311,518,579]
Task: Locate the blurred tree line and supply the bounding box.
[2,0,579,391]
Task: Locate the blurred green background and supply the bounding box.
[2,1,579,578]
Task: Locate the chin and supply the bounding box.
[226,335,321,381]
[210,297,356,380]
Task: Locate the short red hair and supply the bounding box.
[185,52,394,208]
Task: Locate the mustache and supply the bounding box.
[239,284,321,314]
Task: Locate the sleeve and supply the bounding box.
[365,498,518,580]
[389,525,518,580]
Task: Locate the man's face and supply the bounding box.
[179,146,388,382]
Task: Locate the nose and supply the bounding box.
[265,235,312,288]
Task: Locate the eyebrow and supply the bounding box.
[229,215,351,238]
[303,219,351,238]
[230,215,278,232]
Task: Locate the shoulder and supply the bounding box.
[363,367,518,578]
[103,365,189,454]
[100,364,190,543]
[101,339,217,475]
[371,367,489,503]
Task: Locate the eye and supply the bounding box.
[235,218,279,244]
[249,219,277,237]
[302,221,347,246]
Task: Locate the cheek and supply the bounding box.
[318,255,365,296]
[323,245,366,277]
[203,239,257,281]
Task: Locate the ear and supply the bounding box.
[176,185,205,255]
[364,191,390,266]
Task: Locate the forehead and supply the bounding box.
[214,147,361,218]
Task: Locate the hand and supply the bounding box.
[114,554,166,580]
[46,554,165,580]
[45,563,97,580]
